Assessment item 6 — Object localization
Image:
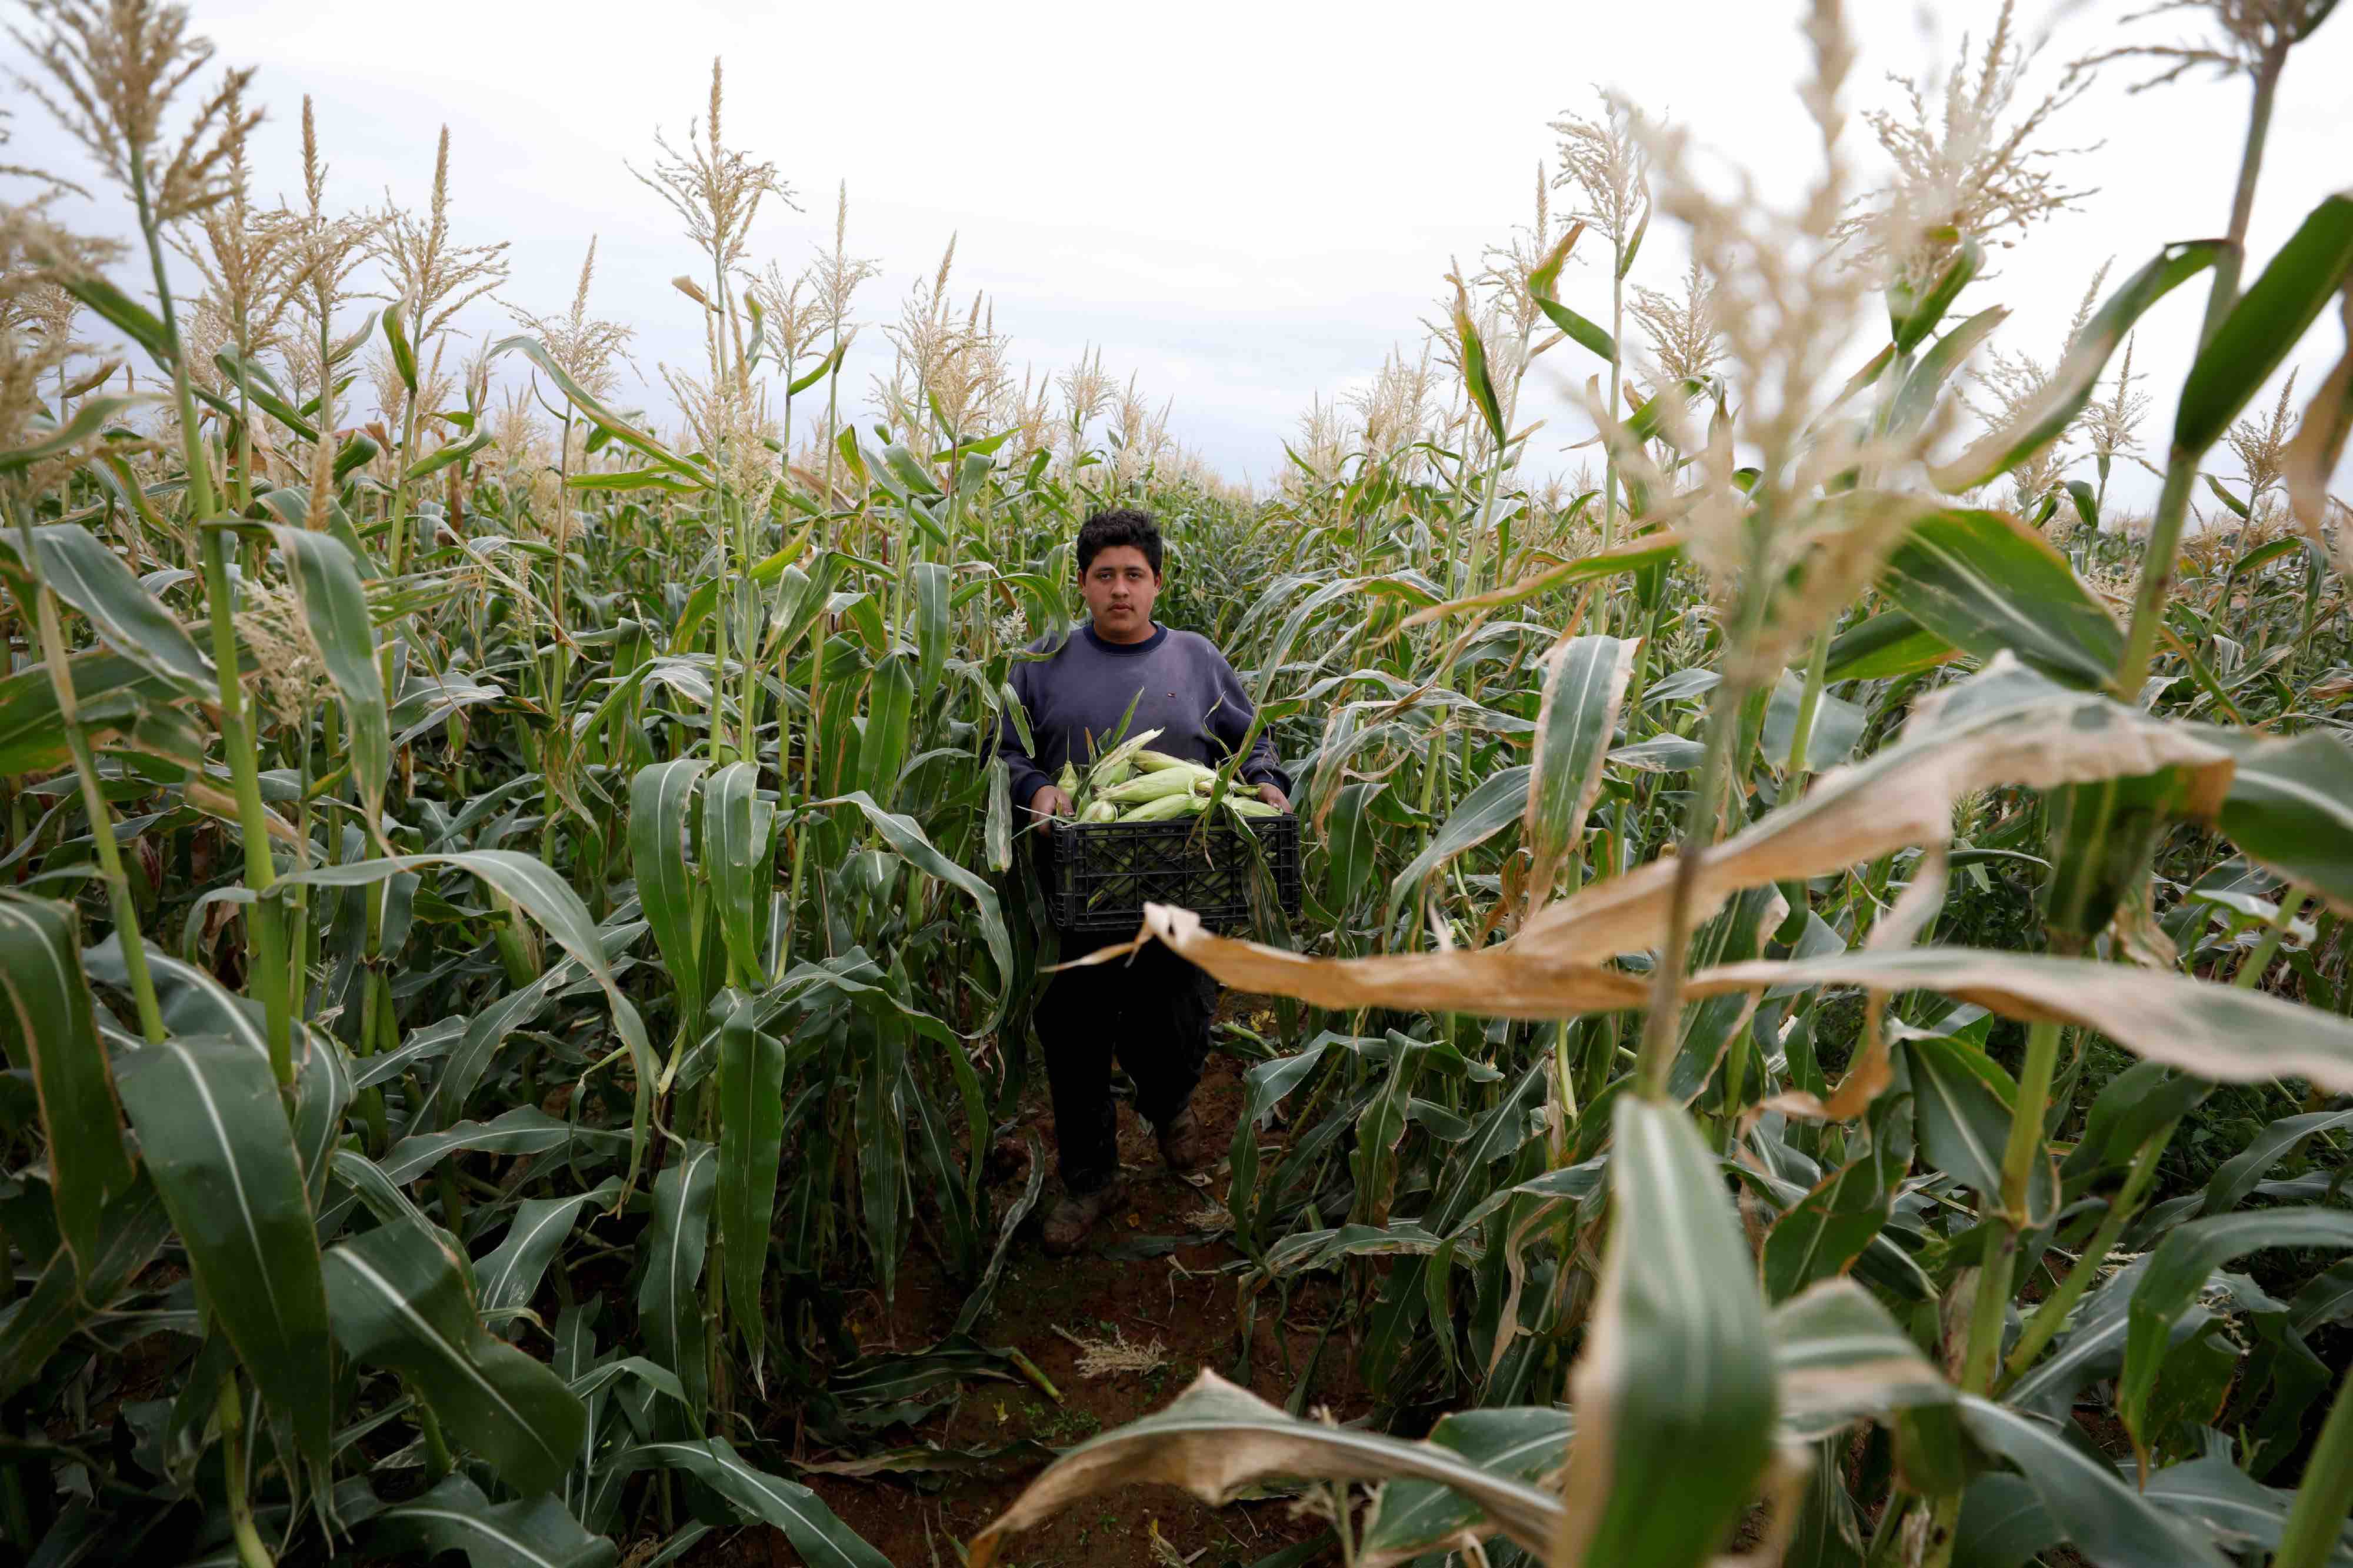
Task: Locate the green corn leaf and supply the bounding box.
[269,850,655,1140]
[1930,241,2228,492]
[913,561,950,693]
[2039,768,2196,947]
[264,526,391,825]
[382,296,419,392]
[1358,1407,1572,1568]
[333,431,381,484]
[1770,1278,1955,1440]
[702,762,772,982]
[715,993,785,1371]
[1877,509,2123,689]
[671,529,816,653]
[492,335,701,481]
[1557,1097,1775,1567]
[814,792,1014,1034]
[2122,1208,2353,1453]
[0,648,189,775]
[372,1106,627,1187]
[630,759,709,1027]
[1954,1474,2061,1568]
[0,894,135,1275]
[858,652,915,809]
[2204,472,2252,518]
[1449,281,1511,449]
[1525,636,1637,898]
[985,758,1012,873]
[1957,1397,2231,1567]
[1759,1138,1906,1301]
[637,1140,718,1422]
[2175,190,2353,454]
[474,1190,605,1325]
[1889,241,1987,355]
[2138,1454,2342,1568]
[1527,224,1617,363]
[2064,1067,2208,1189]
[1535,296,1618,365]
[421,968,560,1133]
[1384,533,1682,632]
[330,1148,456,1252]
[1901,1031,2033,1200]
[0,1178,169,1401]
[2202,1107,2353,1216]
[211,348,319,441]
[324,1223,586,1497]
[1822,609,1957,682]
[404,429,494,482]
[2289,1260,2353,1336]
[51,267,174,368]
[365,1473,616,1568]
[566,465,696,494]
[2198,729,2353,915]
[1622,376,1715,447]
[881,441,943,497]
[1385,765,1532,937]
[1764,668,1868,772]
[613,1437,890,1568]
[786,335,853,396]
[115,1037,333,1479]
[901,1051,978,1280]
[8,523,209,695]
[950,1133,1045,1340]
[856,1006,907,1306]
[1889,306,2007,435]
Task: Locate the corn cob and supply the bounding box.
[1101,768,1206,805]
[1081,800,1118,823]
[1118,791,1209,822]
[1086,728,1165,790]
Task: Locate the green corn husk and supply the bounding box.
[1081,800,1118,823]
[1101,768,1206,806]
[1119,792,1209,822]
[1087,728,1165,787]
[1132,749,1196,773]
[1056,760,1079,796]
[1224,797,1283,819]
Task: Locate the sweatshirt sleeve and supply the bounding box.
[995,660,1051,809]
[1202,642,1294,799]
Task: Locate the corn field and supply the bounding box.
[3,1,2353,1565]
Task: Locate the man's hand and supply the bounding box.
[1031,785,1075,819]
[1255,782,1290,812]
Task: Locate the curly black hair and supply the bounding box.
[1074,507,1162,578]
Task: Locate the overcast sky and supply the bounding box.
[8,0,2349,505]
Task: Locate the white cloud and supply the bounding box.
[6,0,2348,505]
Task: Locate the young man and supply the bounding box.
[996,507,1291,1253]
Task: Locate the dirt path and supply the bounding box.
[685,1035,1362,1568]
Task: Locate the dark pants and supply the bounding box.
[1035,941,1218,1195]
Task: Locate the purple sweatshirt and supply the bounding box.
[996,621,1292,809]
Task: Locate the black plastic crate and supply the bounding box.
[1042,813,1303,934]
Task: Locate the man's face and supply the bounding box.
[1079,543,1161,641]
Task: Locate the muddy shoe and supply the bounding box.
[1041,1179,1121,1255]
[1156,1107,1221,1175]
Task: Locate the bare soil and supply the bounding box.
[679,1007,1361,1568]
